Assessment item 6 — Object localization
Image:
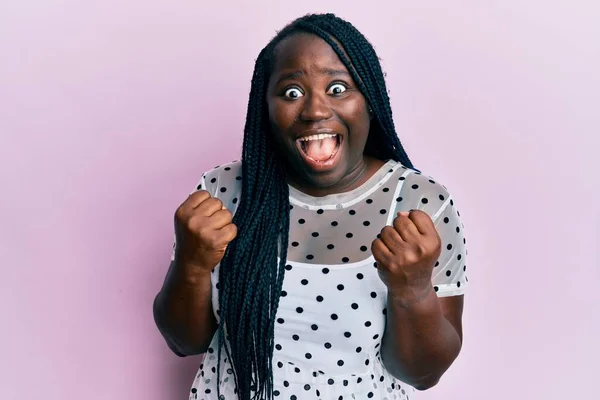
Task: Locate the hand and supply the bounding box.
[173,190,238,272]
[372,210,441,300]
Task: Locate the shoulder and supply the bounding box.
[391,162,457,222]
[200,160,242,189]
[194,160,243,212]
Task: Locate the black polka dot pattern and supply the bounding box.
[185,160,467,400]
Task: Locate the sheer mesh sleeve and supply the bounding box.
[392,172,469,297]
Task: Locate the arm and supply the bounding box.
[381,290,463,389]
[153,187,237,356]
[374,184,468,389]
[153,259,217,356]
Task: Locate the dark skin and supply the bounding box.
[267,33,385,196]
[153,191,235,356]
[267,33,464,390]
[154,32,464,390]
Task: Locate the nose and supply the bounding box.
[299,92,333,122]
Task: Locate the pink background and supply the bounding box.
[1,1,599,399]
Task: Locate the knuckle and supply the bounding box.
[174,206,186,220]
[386,258,400,270]
[393,217,407,229]
[198,229,218,248]
[207,197,223,210]
[371,238,380,249]
[196,226,213,243]
[382,226,395,236]
[205,236,220,249]
[193,189,210,197]
[222,208,233,219]
[191,190,210,203]
[413,209,426,217]
[371,240,382,255]
[196,222,211,238]
[404,252,419,265]
[415,242,428,256]
[187,213,203,227]
[427,235,441,251]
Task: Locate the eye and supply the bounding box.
[284,87,304,99]
[327,83,347,95]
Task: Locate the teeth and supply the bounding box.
[299,133,337,142]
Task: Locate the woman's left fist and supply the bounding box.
[371,210,442,297]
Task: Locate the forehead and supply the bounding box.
[271,33,348,73]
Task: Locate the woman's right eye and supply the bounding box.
[284,88,304,99]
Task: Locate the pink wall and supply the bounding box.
[1,1,599,399]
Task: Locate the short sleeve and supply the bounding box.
[169,161,243,262]
[392,170,469,297]
[430,196,468,297]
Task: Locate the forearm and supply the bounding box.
[153,260,217,356]
[381,285,462,390]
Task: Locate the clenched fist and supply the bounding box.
[173,190,238,272]
[371,210,441,299]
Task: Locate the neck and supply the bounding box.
[287,156,386,197]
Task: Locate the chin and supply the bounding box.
[294,157,352,190]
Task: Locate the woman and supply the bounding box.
[154,13,468,400]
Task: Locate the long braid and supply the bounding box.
[216,13,418,400]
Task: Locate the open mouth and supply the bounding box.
[296,133,341,167]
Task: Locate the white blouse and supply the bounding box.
[174,159,468,400]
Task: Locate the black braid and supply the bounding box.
[215,13,418,400]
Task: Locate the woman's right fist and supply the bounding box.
[173,190,238,272]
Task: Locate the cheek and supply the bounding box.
[268,99,299,133]
[342,100,370,136]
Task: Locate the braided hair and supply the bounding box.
[216,13,417,400]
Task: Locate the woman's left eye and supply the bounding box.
[327,83,347,95]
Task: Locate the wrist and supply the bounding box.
[388,283,436,309]
[173,258,214,285]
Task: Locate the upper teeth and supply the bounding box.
[299,133,337,142]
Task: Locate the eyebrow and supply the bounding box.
[275,68,350,85]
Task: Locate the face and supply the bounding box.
[266,33,374,195]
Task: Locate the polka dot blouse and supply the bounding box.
[175,159,469,400]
